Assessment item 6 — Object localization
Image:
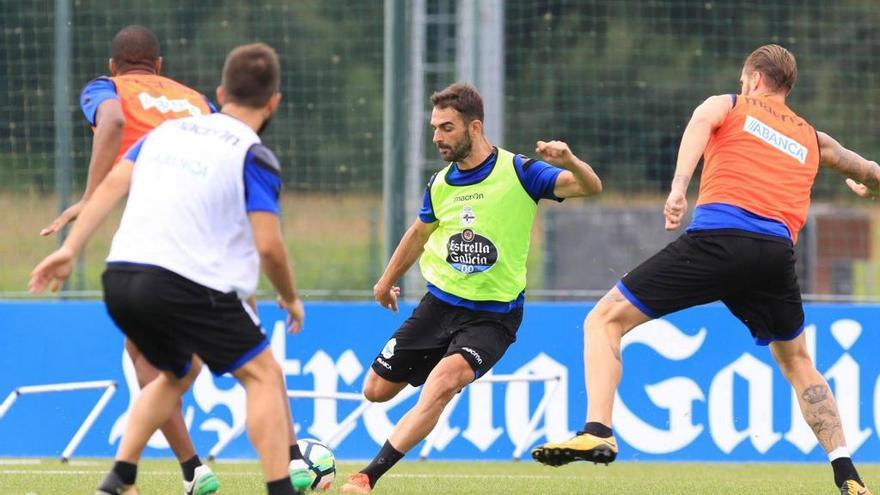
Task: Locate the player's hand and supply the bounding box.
[40,201,84,236]
[373,281,400,313]
[536,140,576,169]
[277,295,305,334]
[664,189,688,230]
[845,178,878,200]
[29,246,76,293]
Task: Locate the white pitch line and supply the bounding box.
[386,473,583,480]
[0,459,41,465]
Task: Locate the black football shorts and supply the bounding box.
[102,263,268,378]
[371,292,522,386]
[619,230,804,345]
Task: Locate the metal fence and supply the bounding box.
[1,0,878,298]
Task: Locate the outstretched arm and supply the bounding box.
[817,131,880,199]
[41,99,125,235]
[373,218,438,313]
[665,94,733,230]
[29,160,133,292]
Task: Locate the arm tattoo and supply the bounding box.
[839,148,880,190]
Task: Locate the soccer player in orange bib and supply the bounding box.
[532,44,879,495]
[41,25,214,236]
[40,25,220,495]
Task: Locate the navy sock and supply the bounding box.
[581,421,613,438]
[112,461,137,486]
[267,476,297,495]
[360,440,405,487]
[290,443,304,461]
[180,455,201,482]
[832,457,862,487]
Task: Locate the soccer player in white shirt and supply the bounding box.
[30,43,305,495]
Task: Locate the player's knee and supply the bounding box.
[424,372,467,404]
[362,373,398,403]
[363,381,393,403]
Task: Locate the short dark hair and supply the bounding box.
[111,25,160,71]
[221,43,281,108]
[430,83,484,123]
[744,44,797,94]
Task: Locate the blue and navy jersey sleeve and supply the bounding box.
[204,96,219,114]
[514,155,563,202]
[80,77,119,126]
[243,143,282,215]
[122,136,147,163]
[418,172,439,223]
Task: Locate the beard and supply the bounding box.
[438,131,473,163]
[257,114,274,135]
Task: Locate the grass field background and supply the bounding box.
[0,191,556,296]
[0,458,875,494]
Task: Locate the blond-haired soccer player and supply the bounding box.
[532,44,877,495]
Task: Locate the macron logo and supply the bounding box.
[743,115,807,164]
[138,92,204,117]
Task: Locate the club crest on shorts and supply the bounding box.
[460,205,476,226]
[381,338,397,359]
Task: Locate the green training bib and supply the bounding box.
[419,147,538,301]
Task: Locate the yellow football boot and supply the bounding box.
[531,432,618,467]
[840,479,872,495]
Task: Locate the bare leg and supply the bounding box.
[388,354,474,452]
[362,368,409,403]
[116,359,201,463]
[584,287,651,426]
[126,339,197,462]
[771,334,846,452]
[231,348,291,482]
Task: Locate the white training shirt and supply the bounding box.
[106,112,282,299]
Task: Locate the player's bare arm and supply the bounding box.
[250,211,304,333]
[373,218,439,313]
[816,131,880,199]
[30,160,134,293]
[40,99,125,236]
[535,140,602,198]
[665,94,733,230]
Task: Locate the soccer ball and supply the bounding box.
[297,438,336,491]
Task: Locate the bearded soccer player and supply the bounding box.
[39,25,224,495]
[532,44,879,495]
[31,43,308,495]
[339,83,603,494]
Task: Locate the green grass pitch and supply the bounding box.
[0,458,877,494]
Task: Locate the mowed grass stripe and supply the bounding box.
[1,459,879,494]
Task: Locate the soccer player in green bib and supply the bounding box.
[340,83,602,494]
